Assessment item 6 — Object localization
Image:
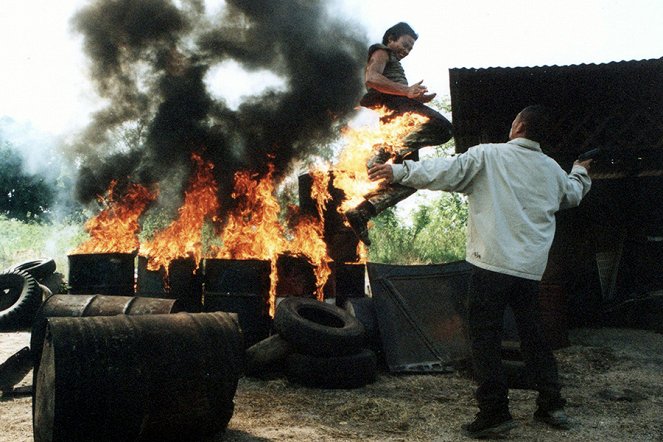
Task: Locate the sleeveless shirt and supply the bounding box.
[366,43,408,90]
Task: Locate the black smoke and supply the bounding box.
[70,0,367,216]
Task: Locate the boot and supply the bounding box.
[534,408,571,429]
[344,201,375,246]
[461,410,517,439]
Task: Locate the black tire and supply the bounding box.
[245,333,292,376]
[0,269,41,330]
[6,258,56,281]
[286,349,378,389]
[274,297,365,356]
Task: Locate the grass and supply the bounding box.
[0,216,86,277]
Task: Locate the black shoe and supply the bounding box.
[344,207,371,246]
[534,408,571,430]
[461,412,517,439]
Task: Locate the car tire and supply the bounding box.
[0,269,41,330]
[6,258,56,281]
[274,297,365,356]
[285,348,377,389]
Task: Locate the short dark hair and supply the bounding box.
[519,105,551,143]
[382,22,418,45]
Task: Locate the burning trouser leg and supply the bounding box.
[344,113,453,245]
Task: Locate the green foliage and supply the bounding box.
[0,215,87,276]
[366,108,469,264]
[368,192,468,264]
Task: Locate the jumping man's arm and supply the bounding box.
[365,49,427,99]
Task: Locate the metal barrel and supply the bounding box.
[202,258,272,348]
[31,294,184,375]
[34,312,244,442]
[67,252,136,295]
[135,256,203,312]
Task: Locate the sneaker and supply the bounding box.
[344,207,371,246]
[534,408,571,430]
[461,412,517,439]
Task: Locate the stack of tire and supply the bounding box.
[247,297,378,389]
[0,258,56,331]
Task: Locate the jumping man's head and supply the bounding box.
[382,22,418,60]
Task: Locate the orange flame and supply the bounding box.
[333,107,429,212]
[213,165,285,260]
[72,181,158,254]
[309,169,332,217]
[208,164,335,316]
[139,152,219,272]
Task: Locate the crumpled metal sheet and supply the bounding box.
[367,261,472,373]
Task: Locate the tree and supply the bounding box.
[0,142,55,221]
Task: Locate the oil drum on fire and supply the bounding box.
[135,256,203,312]
[67,252,136,295]
[33,312,244,442]
[30,294,184,376]
[202,258,272,348]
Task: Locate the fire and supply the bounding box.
[139,152,219,272]
[308,169,332,217]
[72,181,158,254]
[287,215,331,300]
[208,165,333,316]
[71,106,424,316]
[333,107,429,212]
[212,165,285,260]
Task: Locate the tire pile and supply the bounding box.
[246,297,378,389]
[0,258,57,331]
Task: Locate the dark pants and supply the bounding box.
[359,93,453,214]
[467,265,565,415]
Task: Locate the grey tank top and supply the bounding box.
[367,43,408,90]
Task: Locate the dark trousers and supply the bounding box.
[359,92,453,214]
[467,265,565,414]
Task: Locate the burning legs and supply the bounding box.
[343,105,453,246]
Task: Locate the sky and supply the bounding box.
[1,0,662,138]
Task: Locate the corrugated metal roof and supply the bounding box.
[448,56,663,177]
[450,57,663,72]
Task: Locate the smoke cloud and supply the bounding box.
[70,0,367,216]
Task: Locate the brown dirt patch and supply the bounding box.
[2,327,662,441]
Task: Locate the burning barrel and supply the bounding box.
[203,258,271,348]
[136,256,203,312]
[67,252,136,295]
[298,171,360,263]
[33,312,244,442]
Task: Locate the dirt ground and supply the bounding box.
[2,326,662,442]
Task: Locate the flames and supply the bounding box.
[72,181,158,254]
[139,152,219,273]
[73,108,426,315]
[333,107,429,212]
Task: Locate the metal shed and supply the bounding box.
[448,58,663,324]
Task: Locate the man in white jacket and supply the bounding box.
[368,105,593,438]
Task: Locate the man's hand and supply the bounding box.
[406,80,428,99]
[416,92,437,103]
[368,163,394,183]
[574,158,593,171]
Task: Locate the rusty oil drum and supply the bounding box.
[30,294,183,376]
[33,312,244,442]
[67,252,136,295]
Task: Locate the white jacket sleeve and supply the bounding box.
[559,164,592,209]
[391,148,485,193]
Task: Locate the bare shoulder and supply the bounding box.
[368,48,389,62]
